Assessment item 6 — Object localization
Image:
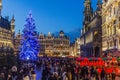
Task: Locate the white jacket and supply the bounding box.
[62,72,68,80]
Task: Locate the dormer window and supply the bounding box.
[59,30,64,37]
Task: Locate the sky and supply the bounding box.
[2,0,98,39]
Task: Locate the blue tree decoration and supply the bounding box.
[19,11,39,61]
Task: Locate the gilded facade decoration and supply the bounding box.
[80,0,102,57]
[0,0,15,55]
[15,31,70,57]
[102,0,120,56]
[39,31,70,57]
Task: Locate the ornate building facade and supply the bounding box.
[0,0,15,56]
[102,0,120,56]
[14,31,70,57]
[74,38,81,56]
[39,31,70,57]
[39,32,54,56]
[80,0,102,57]
[14,30,21,55]
[70,38,80,57]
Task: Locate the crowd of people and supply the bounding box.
[39,57,118,80]
[0,57,119,80]
[0,63,36,80]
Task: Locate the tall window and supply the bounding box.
[119,38,120,45]
[107,42,109,49]
[114,39,116,46]
[114,7,115,15]
[119,17,120,21]
[114,20,116,24]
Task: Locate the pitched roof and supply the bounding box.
[0,16,11,30]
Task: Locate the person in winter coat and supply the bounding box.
[7,73,12,80]
[101,68,105,80]
[23,75,30,80]
[11,66,17,80]
[48,73,54,80]
[67,71,72,80]
[62,72,68,80]
[41,69,47,80]
[112,71,116,80]
[31,70,36,80]
[53,72,59,80]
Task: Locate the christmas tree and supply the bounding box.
[19,12,39,61]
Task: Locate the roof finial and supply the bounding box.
[97,0,101,8]
[12,15,15,21]
[0,0,2,16]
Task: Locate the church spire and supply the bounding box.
[11,15,15,26]
[97,0,101,10]
[96,0,102,16]
[11,15,15,38]
[0,0,2,16]
[83,0,93,25]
